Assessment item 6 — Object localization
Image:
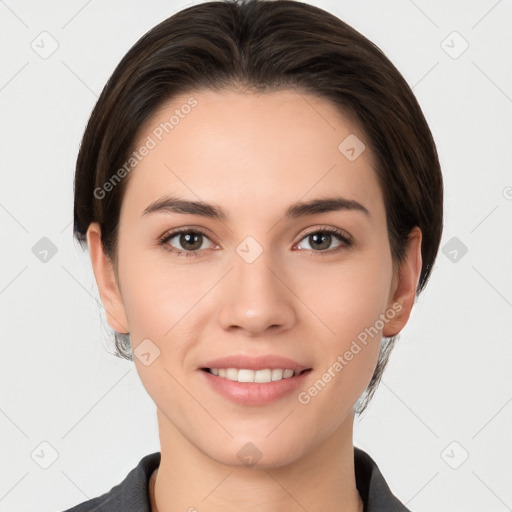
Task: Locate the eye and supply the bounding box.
[158,228,216,257]
[158,226,353,258]
[296,227,352,254]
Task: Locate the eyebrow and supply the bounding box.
[141,195,371,221]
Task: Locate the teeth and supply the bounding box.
[208,368,298,383]
[272,369,283,381]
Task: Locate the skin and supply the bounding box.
[86,88,422,512]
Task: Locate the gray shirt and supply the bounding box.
[60,447,412,511]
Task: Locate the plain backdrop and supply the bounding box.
[1,1,511,511]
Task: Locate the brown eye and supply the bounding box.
[296,228,352,253]
[307,232,332,251]
[175,232,204,251]
[159,229,215,257]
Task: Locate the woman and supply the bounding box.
[66,0,443,510]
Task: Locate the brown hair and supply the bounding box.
[73,0,443,414]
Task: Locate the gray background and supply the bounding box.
[1,0,511,510]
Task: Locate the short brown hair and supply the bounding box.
[73,0,443,414]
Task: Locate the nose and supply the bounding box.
[217,251,297,336]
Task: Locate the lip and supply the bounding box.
[198,354,313,406]
[200,367,312,406]
[199,354,311,373]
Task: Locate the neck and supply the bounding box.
[150,409,364,512]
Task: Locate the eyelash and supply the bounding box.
[157,226,353,258]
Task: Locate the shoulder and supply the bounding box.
[354,446,413,512]
[59,452,161,512]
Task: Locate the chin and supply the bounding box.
[201,435,306,469]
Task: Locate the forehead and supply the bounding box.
[122,88,385,225]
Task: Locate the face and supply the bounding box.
[88,88,421,467]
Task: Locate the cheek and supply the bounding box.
[292,248,393,341]
[116,231,202,334]
[291,247,392,399]
[118,255,209,410]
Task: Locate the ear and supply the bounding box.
[86,222,129,334]
[382,226,422,337]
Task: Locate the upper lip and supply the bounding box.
[200,354,311,373]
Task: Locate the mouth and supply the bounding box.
[200,367,312,383]
[200,366,313,405]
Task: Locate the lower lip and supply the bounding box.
[200,369,312,406]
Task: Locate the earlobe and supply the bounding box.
[382,226,422,338]
[86,223,129,334]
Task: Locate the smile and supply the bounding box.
[200,367,313,405]
[203,367,309,383]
